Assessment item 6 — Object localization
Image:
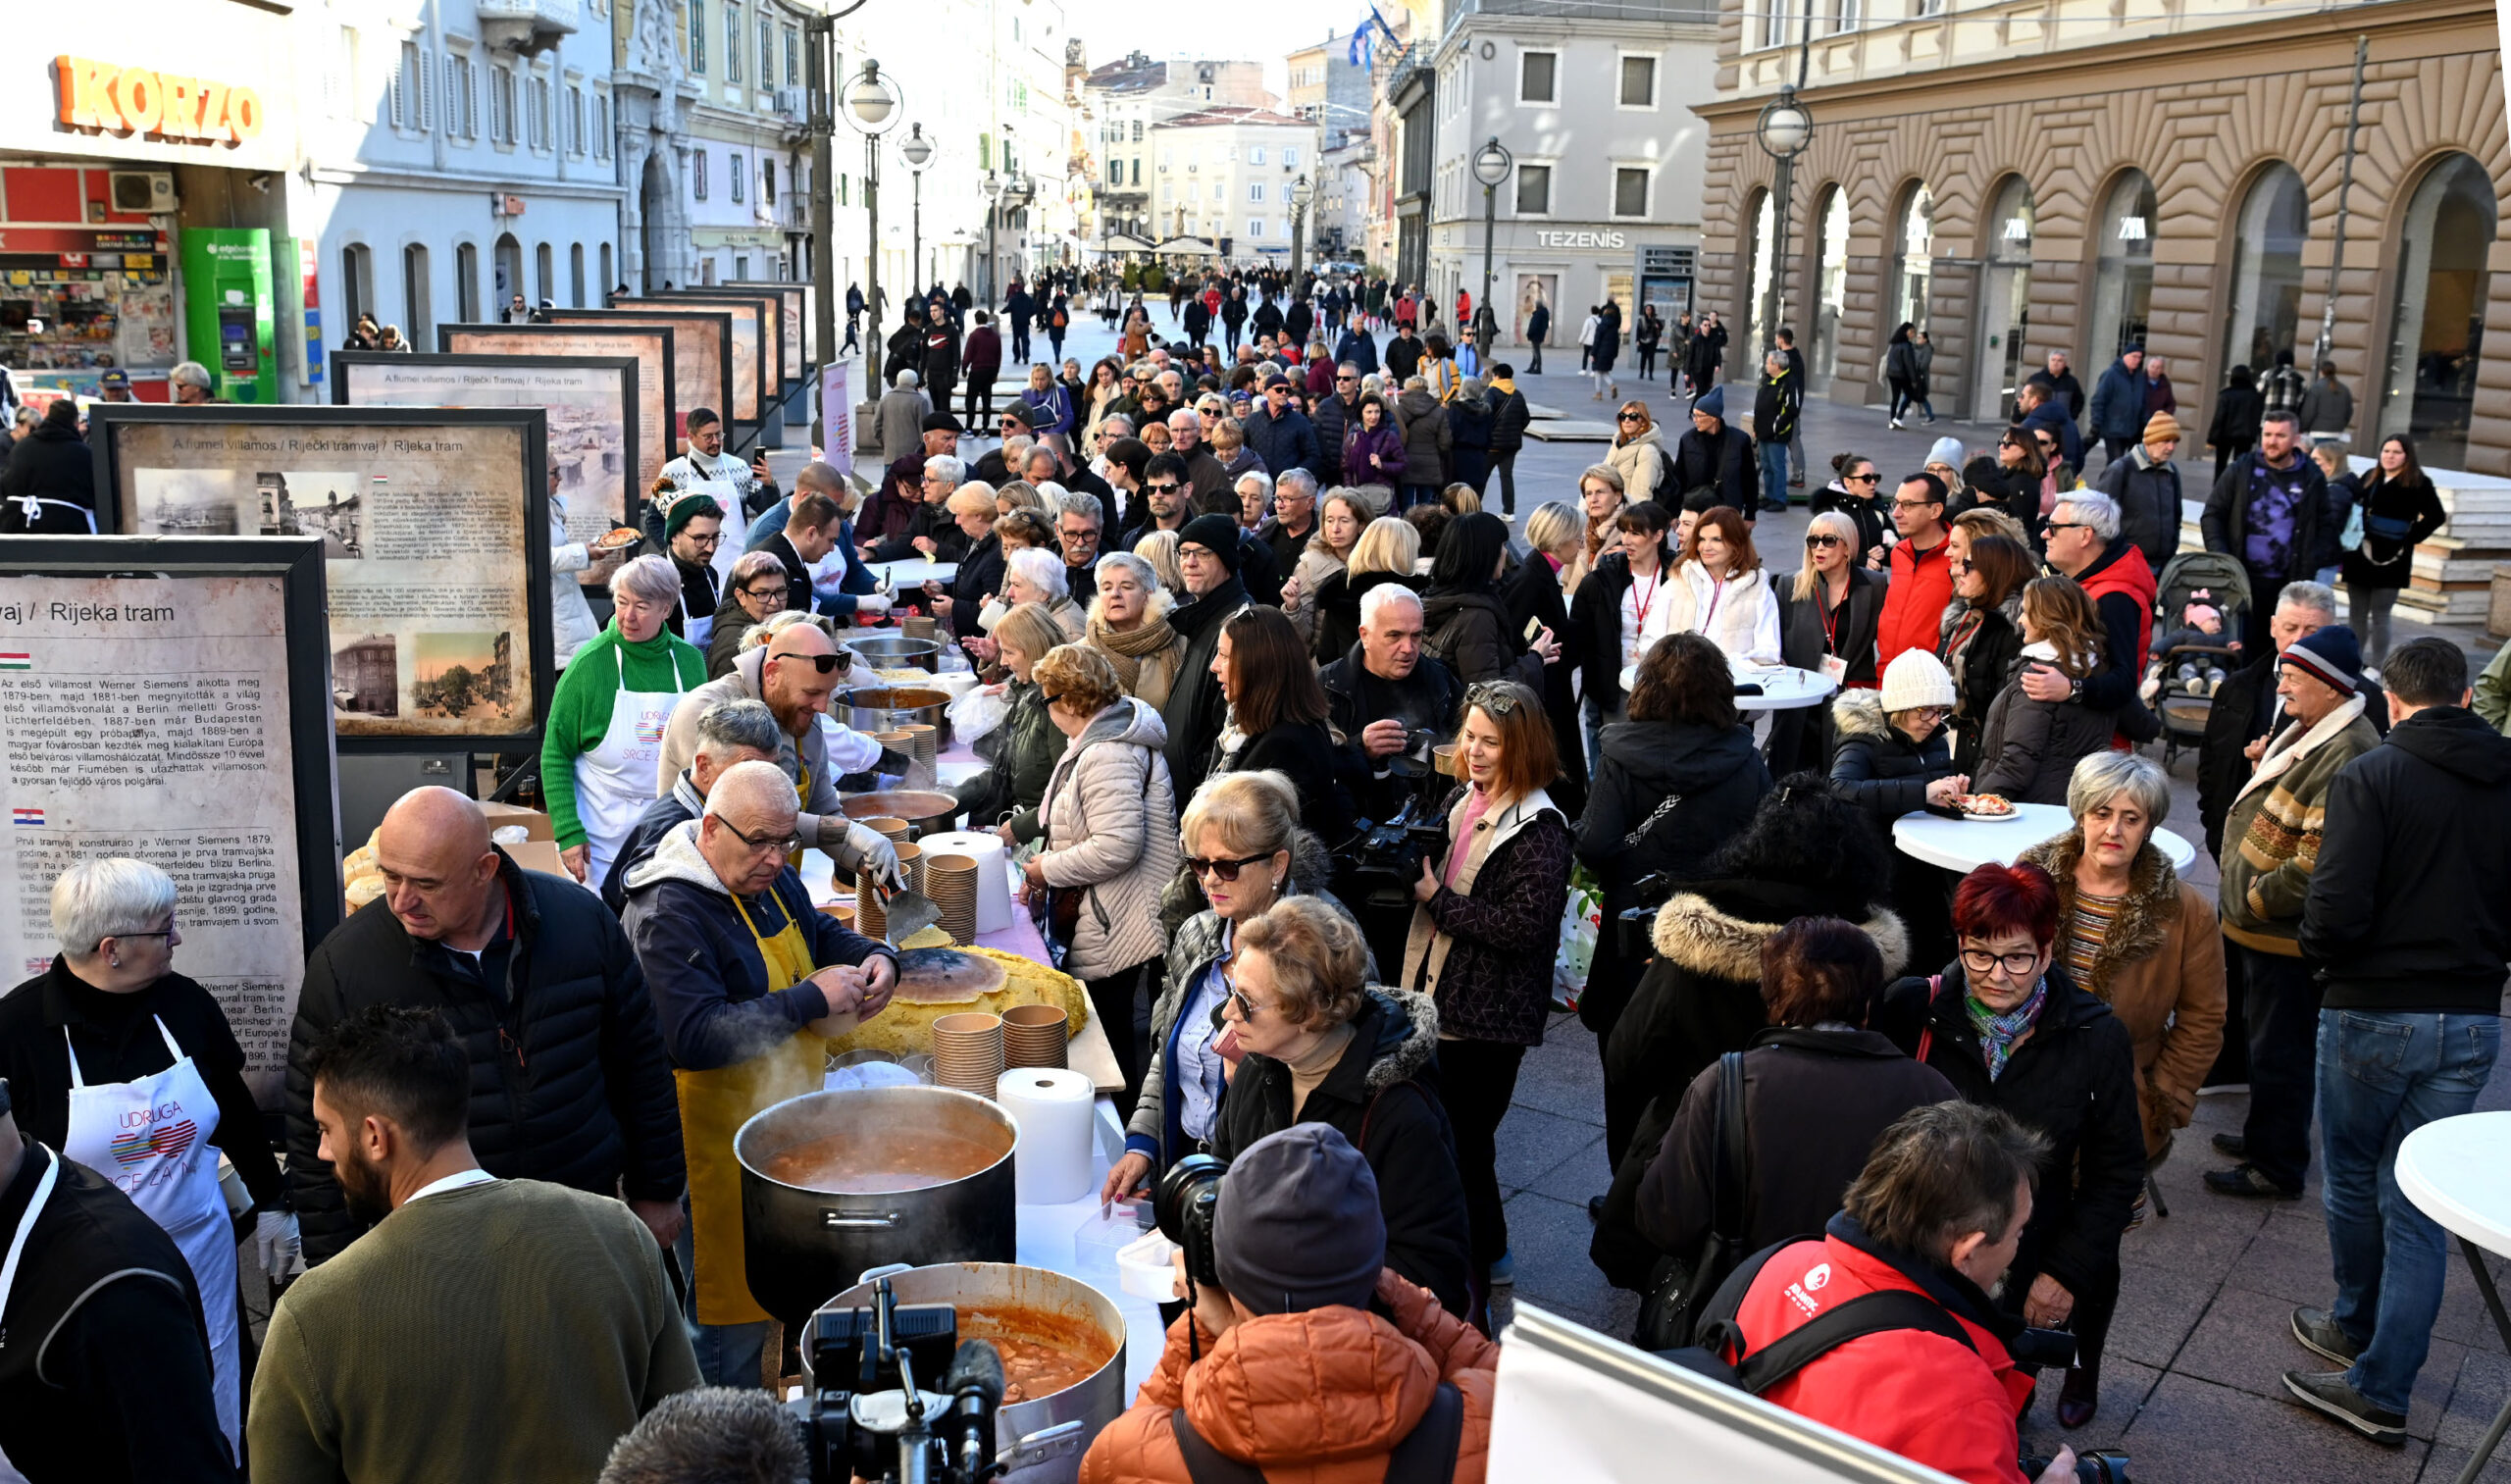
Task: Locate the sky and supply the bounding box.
[1061,0,1367,100]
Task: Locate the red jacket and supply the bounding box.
[964,326,1002,381]
[1730,1236,2033,1484]
[1877,536,1955,673]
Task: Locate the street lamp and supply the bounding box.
[841,58,905,370]
[982,172,1005,305]
[1755,85,1813,351]
[900,123,935,298]
[1289,174,1311,281]
[1471,137,1512,348]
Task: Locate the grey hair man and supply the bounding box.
[2018,488,2146,714]
[2196,579,2339,857]
[169,360,215,404]
[1319,582,1459,823]
[873,366,933,461]
[598,1387,808,1484]
[1055,486,1107,605]
[601,697,784,910]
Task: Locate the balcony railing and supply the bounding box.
[477,0,578,56]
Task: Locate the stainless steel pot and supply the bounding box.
[735,1087,1017,1326]
[841,686,954,749]
[843,634,948,669]
[839,789,962,840]
[814,1261,1128,1484]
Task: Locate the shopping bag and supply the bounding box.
[1555,863,1604,1012]
[946,685,1010,745]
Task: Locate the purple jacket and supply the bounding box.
[1344,422,1407,485]
[1016,384,1076,437]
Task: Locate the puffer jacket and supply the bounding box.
[2092,444,2183,572]
[1035,699,1180,980]
[1079,1269,1498,1484]
[1343,421,1408,488]
[1606,424,1666,505]
[1213,987,1476,1316]
[1827,690,1957,829]
[2020,832,2227,1158]
[1678,561,1783,665]
[1400,788,1572,1047]
[287,850,685,1262]
[1971,640,2119,804]
[1396,385,1451,486]
[1419,587,1541,690]
[1445,390,1493,490]
[957,678,1061,844]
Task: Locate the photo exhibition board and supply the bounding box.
[548,307,735,436]
[92,405,554,751]
[437,323,675,501]
[643,291,780,405]
[0,536,339,1104]
[621,296,763,425]
[333,352,641,565]
[727,281,809,379]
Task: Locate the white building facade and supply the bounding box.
[1148,107,1319,264]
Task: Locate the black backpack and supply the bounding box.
[1655,1238,1980,1398]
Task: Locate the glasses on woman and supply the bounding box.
[1462,682,1524,716]
[1222,982,1262,1022]
[1960,947,2043,978]
[1183,850,1272,881]
[743,584,789,603]
[1616,412,1645,423]
[1842,472,1878,485]
[1805,534,1845,549]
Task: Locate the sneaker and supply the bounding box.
[2283,1369,2406,1445]
[1888,418,1906,430]
[2212,1132,2247,1156]
[1488,1252,1515,1287]
[2292,1307,2367,1366]
[2205,1162,2303,1200]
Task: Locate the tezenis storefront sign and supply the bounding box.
[54,55,266,146]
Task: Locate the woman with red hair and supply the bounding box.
[1878,860,2144,1432]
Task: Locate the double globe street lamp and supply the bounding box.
[1755,85,1813,353]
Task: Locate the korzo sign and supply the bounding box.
[55,54,266,146]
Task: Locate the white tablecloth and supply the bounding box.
[866,557,958,588]
[1892,803,2197,875]
[2398,1111,2511,1255]
[1615,662,1838,713]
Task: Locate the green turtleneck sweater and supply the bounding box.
[539,620,707,847]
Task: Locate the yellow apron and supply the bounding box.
[788,757,811,872]
[676,891,826,1325]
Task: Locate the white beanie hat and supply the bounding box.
[1879,648,1957,712]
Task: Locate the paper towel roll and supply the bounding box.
[998,1066,1096,1205]
[915,830,1013,934]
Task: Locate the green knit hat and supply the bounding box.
[663,491,725,540]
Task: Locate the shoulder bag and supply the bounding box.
[1632,1050,1752,1351]
[1030,744,1150,972]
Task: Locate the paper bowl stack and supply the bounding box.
[865,813,911,843]
[925,852,980,944]
[929,1012,1004,1097]
[1001,1003,1068,1070]
[901,723,939,772]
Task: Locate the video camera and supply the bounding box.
[788,1277,1008,1484]
[1334,726,1452,914]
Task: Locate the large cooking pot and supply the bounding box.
[839,789,962,839]
[841,686,954,750]
[736,1087,1017,1326]
[843,633,948,669]
[812,1262,1128,1484]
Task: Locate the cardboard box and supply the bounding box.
[502,840,574,881]
[479,800,555,843]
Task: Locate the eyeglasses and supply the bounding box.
[743,585,790,602]
[1336,375,1357,384]
[1222,981,1264,1022]
[767,650,844,674]
[2042,519,2087,534]
[681,531,724,547]
[1463,681,1526,716]
[1805,534,1845,549]
[1843,473,1878,485]
[1960,947,2044,978]
[1184,850,1273,881]
[1891,497,1940,511]
[719,818,803,856]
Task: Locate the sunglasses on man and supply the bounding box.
[766,649,845,674]
[1146,481,1182,495]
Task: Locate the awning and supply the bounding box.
[1099,232,1158,253]
[1154,236,1220,258]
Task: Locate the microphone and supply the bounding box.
[942,1339,1003,1477]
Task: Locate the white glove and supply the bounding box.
[855,591,893,616]
[254,1207,302,1282]
[843,823,902,889]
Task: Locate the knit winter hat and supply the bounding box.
[1693,385,1726,420]
[2143,411,2182,448]
[1927,435,1965,470]
[1211,1125,1385,1317]
[1177,513,1245,574]
[2280,624,2364,695]
[663,491,725,540]
[1880,648,1958,712]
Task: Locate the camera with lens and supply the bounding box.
[2021,1449,2131,1483]
[1155,1152,1229,1291]
[787,1278,1005,1484]
[1334,728,1452,907]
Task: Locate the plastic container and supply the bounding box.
[1073,1198,1154,1274]
[1116,1230,1182,1303]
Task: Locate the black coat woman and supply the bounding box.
[1936,531,2033,777]
[1768,510,1884,775]
[1829,647,1969,969]
[2337,434,2448,671]
[1422,511,1552,691]
[1875,861,2142,1431]
[1210,605,1354,846]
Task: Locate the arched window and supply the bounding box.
[401,243,432,342]
[569,242,586,307]
[2379,152,2495,468]
[1811,185,1848,382]
[536,242,555,307]
[1889,183,1932,335]
[455,242,481,322]
[1982,176,2033,419]
[2221,164,2308,377]
[599,243,614,300]
[1740,187,1769,356]
[493,232,524,313]
[2089,171,2157,361]
[339,244,372,335]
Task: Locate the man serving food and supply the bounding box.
[621,760,898,1388]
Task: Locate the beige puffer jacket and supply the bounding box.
[1034,697,1181,980]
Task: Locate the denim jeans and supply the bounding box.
[2317,1009,2502,1412]
[675,1203,771,1389]
[1760,441,1791,508]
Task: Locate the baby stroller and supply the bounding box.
[2147,551,2254,770]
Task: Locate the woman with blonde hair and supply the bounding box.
[1770,509,1886,773]
[1973,576,2117,804]
[1607,400,1665,506]
[994,480,1048,517]
[1282,488,1370,644]
[1508,500,1589,811]
[1567,463,1627,591]
[1306,515,1422,665]
[1132,528,1185,596]
[1678,505,1782,665]
[924,480,1004,638]
[1083,551,1185,709]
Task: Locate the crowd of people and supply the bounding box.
[4,269,2508,1484]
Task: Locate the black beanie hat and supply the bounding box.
[1178,513,1245,574]
[1211,1125,1384,1316]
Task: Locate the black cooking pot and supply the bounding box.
[736,1086,1018,1325]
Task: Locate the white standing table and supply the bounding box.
[2397,1111,2511,1484]
[1892,802,2197,875]
[866,558,959,588]
[1614,662,1839,713]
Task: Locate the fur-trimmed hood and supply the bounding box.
[2018,830,2180,999]
[1831,687,1892,741]
[1650,885,1912,983]
[1356,985,1439,1096]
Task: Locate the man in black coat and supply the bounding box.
[2024,349,2087,425]
[286,789,684,1263]
[1487,364,1530,517]
[1002,280,1035,363]
[1311,365,1363,484]
[0,398,96,533]
[1318,584,1462,826]
[1669,384,1760,518]
[2201,410,2328,655]
[1159,514,1255,803]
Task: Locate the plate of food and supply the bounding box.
[1952,793,2019,820]
[591,526,643,552]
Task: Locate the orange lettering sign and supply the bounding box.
[52,55,264,146]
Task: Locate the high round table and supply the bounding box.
[1893,801,2198,875]
[864,557,958,588]
[1615,661,1839,713]
[2398,1111,2511,1484]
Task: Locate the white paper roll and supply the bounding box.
[915,830,1013,934]
[998,1066,1096,1205]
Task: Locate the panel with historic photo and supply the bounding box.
[133,467,248,536]
[260,470,366,558]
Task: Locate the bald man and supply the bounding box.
[657,619,897,885]
[620,759,897,1386]
[285,787,685,1265]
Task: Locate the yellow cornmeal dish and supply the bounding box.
[824,942,1092,1057]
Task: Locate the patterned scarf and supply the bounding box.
[1967,977,2048,1082]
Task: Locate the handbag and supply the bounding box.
[1029,745,1148,971]
[1632,1050,1751,1351]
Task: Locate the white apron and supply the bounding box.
[61,1017,238,1449]
[574,644,687,885]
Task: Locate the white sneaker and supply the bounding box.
[1889,418,1906,430]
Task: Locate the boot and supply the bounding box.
[2057,1356,2100,1429]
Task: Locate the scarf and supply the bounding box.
[1967,976,2048,1081]
[1087,610,1181,707]
[1491,375,1516,395]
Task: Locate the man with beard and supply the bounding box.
[253,1006,698,1476]
[654,491,726,647]
[284,788,686,1266]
